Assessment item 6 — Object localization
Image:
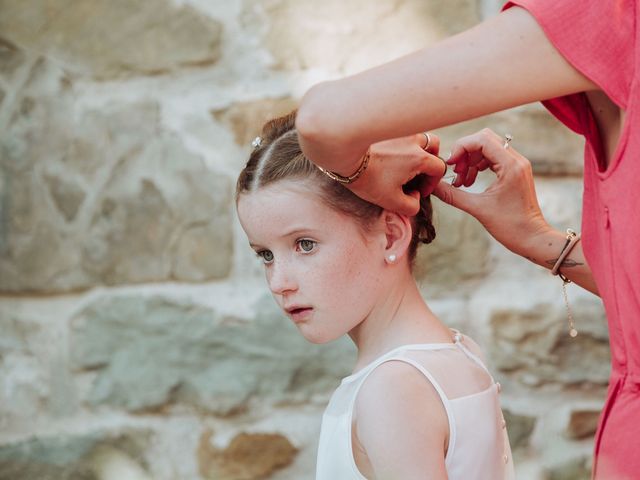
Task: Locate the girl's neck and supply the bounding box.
[348,271,454,373]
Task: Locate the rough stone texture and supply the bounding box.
[504,409,536,450]
[198,429,298,480]
[433,106,585,176]
[415,199,491,293]
[212,97,299,147]
[247,0,480,73]
[70,295,354,415]
[489,299,610,387]
[0,430,150,480]
[546,457,592,480]
[566,409,601,440]
[0,312,50,431]
[0,0,223,79]
[0,53,233,292]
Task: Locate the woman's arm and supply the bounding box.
[297,7,597,174]
[354,362,449,479]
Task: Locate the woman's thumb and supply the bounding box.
[432,181,477,215]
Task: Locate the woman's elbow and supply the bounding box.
[296,82,336,143]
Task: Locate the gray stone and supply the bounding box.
[432,106,584,176]
[414,199,491,294]
[0,430,150,480]
[70,295,355,415]
[0,53,232,292]
[546,456,591,480]
[0,37,26,80]
[503,409,536,450]
[0,312,50,431]
[247,0,480,73]
[488,300,610,387]
[0,0,223,79]
[43,173,86,222]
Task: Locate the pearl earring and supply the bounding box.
[387,254,397,263]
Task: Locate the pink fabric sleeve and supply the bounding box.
[503,0,635,109]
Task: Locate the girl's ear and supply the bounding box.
[380,210,412,264]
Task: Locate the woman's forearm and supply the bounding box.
[297,7,597,173]
[519,227,599,295]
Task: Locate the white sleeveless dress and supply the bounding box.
[315,331,515,479]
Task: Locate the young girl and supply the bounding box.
[236,111,514,479]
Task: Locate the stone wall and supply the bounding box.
[0,1,607,479]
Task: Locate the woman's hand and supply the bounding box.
[346,133,447,216]
[433,128,552,256]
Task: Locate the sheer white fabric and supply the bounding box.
[315,332,515,480]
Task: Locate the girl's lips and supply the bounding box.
[287,307,313,322]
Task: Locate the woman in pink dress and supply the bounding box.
[296,1,638,478]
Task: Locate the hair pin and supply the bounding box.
[251,136,262,149]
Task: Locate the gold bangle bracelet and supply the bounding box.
[316,148,370,184]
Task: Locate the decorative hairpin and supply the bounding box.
[251,136,262,149]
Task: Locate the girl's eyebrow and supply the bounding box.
[281,227,317,237]
[248,227,319,249]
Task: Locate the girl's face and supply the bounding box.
[237,180,386,344]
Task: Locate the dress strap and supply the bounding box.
[452,330,495,382]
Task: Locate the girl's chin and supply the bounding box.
[297,325,341,345]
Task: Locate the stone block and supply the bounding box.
[414,198,491,295]
[432,105,584,177]
[488,299,610,387]
[566,409,601,440]
[70,295,355,415]
[245,0,480,74]
[0,53,233,292]
[0,0,223,78]
[546,456,591,480]
[503,409,536,450]
[0,37,26,80]
[0,312,51,431]
[0,430,150,480]
[198,429,297,480]
[212,97,299,147]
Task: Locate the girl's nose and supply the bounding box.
[267,261,298,295]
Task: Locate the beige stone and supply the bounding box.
[212,97,299,147]
[199,429,297,480]
[415,198,491,295]
[488,300,610,387]
[432,106,584,177]
[0,0,223,78]
[246,0,480,74]
[566,409,601,440]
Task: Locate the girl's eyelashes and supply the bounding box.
[255,239,316,264]
[297,238,317,253]
[256,249,274,264]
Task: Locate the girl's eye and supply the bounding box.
[297,239,316,253]
[257,250,274,264]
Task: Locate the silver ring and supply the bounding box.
[422,132,431,151]
[503,134,513,149]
